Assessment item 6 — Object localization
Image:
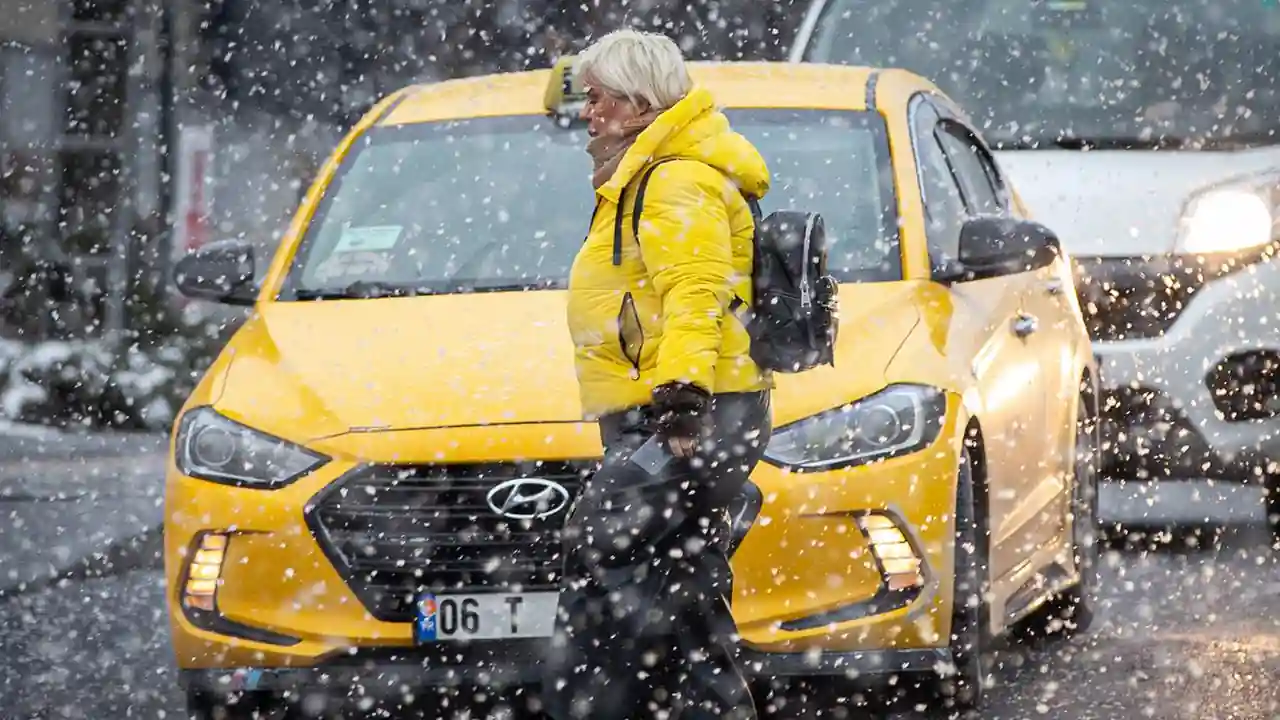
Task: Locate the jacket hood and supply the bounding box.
[597,86,771,203]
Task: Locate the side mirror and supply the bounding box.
[935,216,1062,283]
[173,239,257,306]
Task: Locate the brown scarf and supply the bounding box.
[586,110,662,190]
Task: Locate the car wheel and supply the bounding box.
[1017,392,1100,642]
[1060,392,1101,634]
[186,687,287,720]
[936,444,991,715]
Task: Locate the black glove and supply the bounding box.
[651,382,711,441]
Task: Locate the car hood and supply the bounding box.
[213,285,924,442]
[993,146,1280,257]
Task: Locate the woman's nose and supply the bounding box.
[578,102,591,121]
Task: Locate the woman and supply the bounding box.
[541,29,773,720]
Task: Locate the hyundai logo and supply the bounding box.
[486,478,571,519]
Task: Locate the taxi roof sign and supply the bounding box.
[545,55,587,123]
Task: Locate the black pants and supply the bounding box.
[540,390,772,720]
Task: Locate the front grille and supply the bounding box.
[1098,386,1234,480]
[1206,350,1280,422]
[307,461,592,622]
[1072,256,1206,342]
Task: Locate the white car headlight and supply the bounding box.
[175,407,328,489]
[763,385,947,472]
[1176,174,1279,254]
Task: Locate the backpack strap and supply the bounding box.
[611,188,626,265]
[631,157,684,242]
[612,160,763,330]
[611,157,684,266]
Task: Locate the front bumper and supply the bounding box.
[1077,253,1280,480]
[179,644,953,697]
[167,410,965,688]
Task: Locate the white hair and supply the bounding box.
[575,29,693,111]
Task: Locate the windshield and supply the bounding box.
[277,109,899,299]
[804,0,1280,147]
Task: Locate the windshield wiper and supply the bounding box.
[1055,133,1190,150]
[998,129,1280,152]
[294,280,438,300]
[453,277,565,293]
[1196,129,1280,150]
[994,133,1190,151]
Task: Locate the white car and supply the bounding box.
[792,0,1280,533]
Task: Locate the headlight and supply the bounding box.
[175,407,328,489]
[763,384,947,472]
[1176,174,1279,254]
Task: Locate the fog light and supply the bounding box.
[183,532,229,612]
[856,514,923,591]
[776,512,926,632]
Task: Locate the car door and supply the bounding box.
[931,105,1067,564]
[910,95,1049,582]
[988,140,1079,542]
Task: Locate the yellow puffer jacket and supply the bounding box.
[566,86,773,419]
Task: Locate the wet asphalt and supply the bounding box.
[0,479,1277,720]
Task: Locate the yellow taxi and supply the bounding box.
[165,59,1100,717]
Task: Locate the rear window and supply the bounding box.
[278,109,899,300]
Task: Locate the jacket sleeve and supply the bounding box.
[635,161,736,393]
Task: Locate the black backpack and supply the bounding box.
[615,157,839,374]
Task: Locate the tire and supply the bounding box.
[186,687,286,720]
[1017,391,1100,641]
[1264,471,1280,543]
[1059,391,1101,635]
[936,445,991,715]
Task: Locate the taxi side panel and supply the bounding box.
[879,72,1064,584]
[876,71,1085,631]
[922,92,1072,578]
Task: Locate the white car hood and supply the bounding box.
[993,147,1280,257]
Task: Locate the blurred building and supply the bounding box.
[0,0,804,343]
[2,0,142,339]
[0,0,364,341]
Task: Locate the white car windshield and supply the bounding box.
[279,109,901,299]
[803,0,1280,148]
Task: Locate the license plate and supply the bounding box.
[414,592,559,643]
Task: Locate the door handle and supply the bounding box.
[1012,313,1039,338]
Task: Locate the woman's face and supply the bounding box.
[580,79,647,138]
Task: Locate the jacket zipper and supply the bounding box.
[586,197,602,241]
[618,292,643,380]
[800,213,817,309]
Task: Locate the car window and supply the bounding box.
[914,120,967,262]
[278,109,902,299]
[935,121,1004,216]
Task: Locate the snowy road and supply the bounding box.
[0,432,167,599]
[0,480,1277,719]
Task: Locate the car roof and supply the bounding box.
[376,61,939,126]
